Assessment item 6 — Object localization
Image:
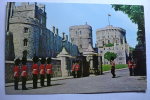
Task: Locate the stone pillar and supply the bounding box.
[60,56,68,77]
[57,47,71,77]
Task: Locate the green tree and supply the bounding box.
[112,5,146,75]
[104,52,117,61]
[112,5,145,48]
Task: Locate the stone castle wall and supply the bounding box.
[7,2,79,60]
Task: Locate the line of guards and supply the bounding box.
[13,56,53,90]
[13,56,81,90]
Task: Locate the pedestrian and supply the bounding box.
[21,57,28,90]
[110,57,116,78]
[13,58,20,90]
[39,58,46,87]
[71,60,76,78]
[32,56,39,89]
[46,57,53,86]
[128,59,133,76]
[75,60,80,78]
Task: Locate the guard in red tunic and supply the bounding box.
[75,60,80,78]
[128,59,133,76]
[21,57,28,90]
[13,58,20,90]
[32,56,39,89]
[39,58,46,87]
[71,60,76,78]
[46,57,53,86]
[110,57,116,78]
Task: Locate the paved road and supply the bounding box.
[5,68,146,94]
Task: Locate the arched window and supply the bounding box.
[23,39,28,46]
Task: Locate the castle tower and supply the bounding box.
[8,2,47,59]
[69,23,93,53]
[96,25,129,64]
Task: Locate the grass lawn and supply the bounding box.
[101,64,128,72]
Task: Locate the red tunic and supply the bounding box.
[75,64,80,71]
[13,66,19,77]
[32,64,38,74]
[46,64,53,74]
[21,65,27,77]
[72,64,76,71]
[128,61,133,68]
[39,64,45,75]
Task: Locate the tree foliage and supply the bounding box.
[112,5,145,48]
[104,52,117,61]
[105,43,114,47]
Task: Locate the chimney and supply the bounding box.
[65,35,68,41]
[62,32,65,40]
[56,28,58,35]
[52,26,55,33]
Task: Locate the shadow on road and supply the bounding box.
[24,83,64,90]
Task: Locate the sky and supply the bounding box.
[17,2,138,48]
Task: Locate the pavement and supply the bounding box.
[5,68,147,94]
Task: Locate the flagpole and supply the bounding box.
[108,14,111,26]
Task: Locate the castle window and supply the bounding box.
[79,31,81,34]
[121,39,123,44]
[24,27,29,33]
[23,39,28,46]
[102,41,105,46]
[80,44,82,48]
[76,31,77,34]
[71,38,74,42]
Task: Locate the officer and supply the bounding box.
[13,58,20,90]
[110,57,116,78]
[46,57,53,86]
[40,58,46,87]
[128,59,134,76]
[71,60,76,78]
[21,57,28,90]
[32,56,39,89]
[75,60,80,78]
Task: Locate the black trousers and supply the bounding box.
[40,74,45,86]
[72,71,75,78]
[14,77,19,90]
[33,74,38,88]
[111,66,116,77]
[47,74,51,86]
[129,68,133,76]
[22,76,27,90]
[73,71,80,78]
[77,71,80,78]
